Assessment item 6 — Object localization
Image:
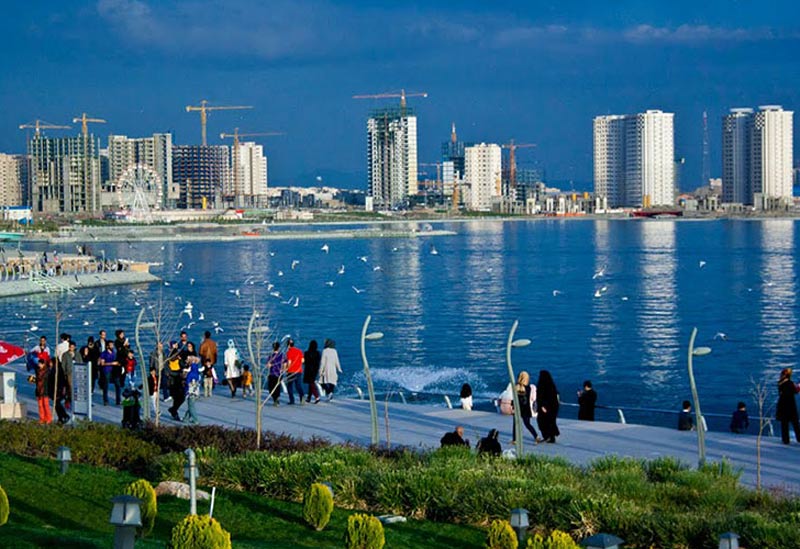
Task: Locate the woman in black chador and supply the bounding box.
[777,367,800,445]
[536,370,560,443]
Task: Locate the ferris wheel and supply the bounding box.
[116,164,163,222]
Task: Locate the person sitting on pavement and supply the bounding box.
[729,401,750,434]
[678,400,694,431]
[476,428,502,457]
[440,425,470,448]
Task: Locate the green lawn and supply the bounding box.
[0,452,485,548]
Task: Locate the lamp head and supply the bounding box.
[693,346,712,357]
[512,339,531,348]
[109,495,142,527]
[365,332,384,341]
[139,321,156,329]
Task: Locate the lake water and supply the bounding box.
[3,219,798,429]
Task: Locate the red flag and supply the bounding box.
[0,341,25,366]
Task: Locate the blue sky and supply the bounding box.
[1,1,799,189]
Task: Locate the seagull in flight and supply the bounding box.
[109,307,118,314]
[430,245,439,256]
[293,297,300,308]
[291,260,300,270]
[338,265,345,275]
[358,256,368,263]
[321,244,329,253]
[373,266,382,271]
[278,270,284,277]
[198,312,205,321]
[325,281,334,287]
[592,266,606,280]
[552,290,562,297]
[713,332,728,341]
[699,261,707,269]
[182,302,193,319]
[352,286,365,294]
[190,278,195,285]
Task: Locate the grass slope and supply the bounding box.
[0,453,484,548]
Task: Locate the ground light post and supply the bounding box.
[360,315,383,446]
[506,320,531,458]
[247,308,271,449]
[135,308,156,421]
[687,327,712,468]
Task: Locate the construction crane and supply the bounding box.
[501,139,537,190]
[352,89,428,111]
[73,113,106,137]
[220,128,284,206]
[19,119,71,136]
[186,100,253,146]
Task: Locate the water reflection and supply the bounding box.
[759,220,796,374]
[590,220,613,377]
[636,221,679,389]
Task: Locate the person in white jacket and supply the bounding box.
[318,339,342,401]
[223,339,242,398]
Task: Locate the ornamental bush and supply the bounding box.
[124,479,157,537]
[344,513,385,549]
[303,483,334,531]
[170,514,231,549]
[527,530,578,549]
[485,519,517,549]
[0,484,8,527]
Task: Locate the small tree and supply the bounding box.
[303,483,333,531]
[344,513,385,549]
[170,514,231,549]
[124,479,157,537]
[485,519,517,549]
[527,530,579,549]
[751,375,775,492]
[0,484,9,526]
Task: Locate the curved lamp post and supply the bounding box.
[135,308,157,421]
[361,315,383,446]
[687,327,712,468]
[506,320,531,458]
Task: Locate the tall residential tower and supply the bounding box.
[722,105,794,206]
[366,107,418,210]
[593,110,675,208]
[463,143,502,211]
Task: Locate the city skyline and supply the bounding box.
[1,1,800,189]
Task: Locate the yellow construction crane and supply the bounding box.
[219,128,284,204]
[501,139,537,190]
[186,100,253,146]
[18,119,71,135]
[352,89,428,110]
[73,113,106,137]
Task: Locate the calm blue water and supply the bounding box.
[3,219,798,428]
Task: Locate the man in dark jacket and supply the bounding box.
[440,426,470,448]
[477,429,502,456]
[577,380,597,421]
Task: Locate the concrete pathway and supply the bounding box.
[5,365,799,491]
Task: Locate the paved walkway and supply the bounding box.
[4,365,798,491]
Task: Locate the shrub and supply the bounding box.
[124,479,157,537]
[344,513,385,549]
[170,514,231,549]
[527,530,578,549]
[303,483,334,531]
[0,484,8,527]
[485,519,517,549]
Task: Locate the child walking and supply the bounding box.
[202,358,215,397]
[241,364,254,397]
[183,357,201,425]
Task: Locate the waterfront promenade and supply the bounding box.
[5,363,798,492]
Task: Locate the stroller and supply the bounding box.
[121,386,143,429]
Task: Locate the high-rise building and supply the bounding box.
[463,143,502,211]
[366,107,418,209]
[0,154,23,206]
[231,141,268,207]
[722,108,753,204]
[722,105,794,206]
[441,123,470,179]
[28,134,101,213]
[593,110,675,208]
[172,145,230,209]
[107,133,175,208]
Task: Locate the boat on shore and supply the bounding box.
[0,232,23,242]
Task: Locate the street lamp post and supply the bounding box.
[360,315,383,446]
[506,320,531,458]
[687,327,712,468]
[135,308,157,421]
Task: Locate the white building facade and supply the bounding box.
[233,141,268,206]
[722,105,793,206]
[593,110,675,208]
[367,108,418,209]
[464,143,502,211]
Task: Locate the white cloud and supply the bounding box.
[622,24,773,44]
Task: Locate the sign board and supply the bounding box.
[72,362,92,420]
